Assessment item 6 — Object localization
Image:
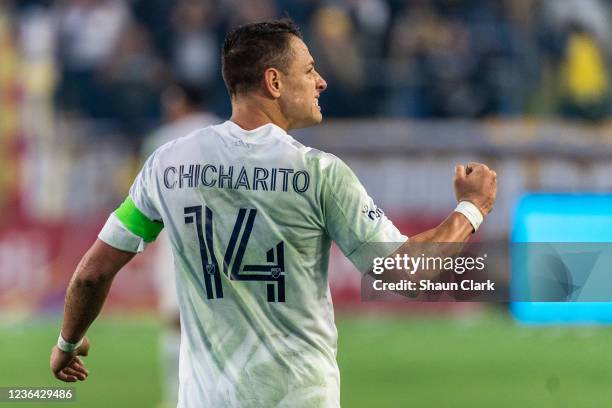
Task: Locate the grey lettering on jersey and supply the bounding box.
[163,164,310,193]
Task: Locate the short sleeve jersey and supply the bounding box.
[99,120,407,408]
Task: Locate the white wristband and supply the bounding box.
[454,201,484,232]
[57,334,83,353]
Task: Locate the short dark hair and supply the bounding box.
[222,19,301,96]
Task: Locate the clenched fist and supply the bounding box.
[454,162,497,216]
[50,336,90,382]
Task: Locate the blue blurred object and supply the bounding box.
[511,193,612,324]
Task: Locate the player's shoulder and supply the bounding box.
[281,133,342,171]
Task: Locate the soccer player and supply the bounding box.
[50,19,496,407]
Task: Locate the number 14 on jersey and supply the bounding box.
[184,205,286,302]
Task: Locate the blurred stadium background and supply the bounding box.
[1,0,612,407]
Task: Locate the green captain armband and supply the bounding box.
[114,197,164,242]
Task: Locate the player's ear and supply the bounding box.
[263,68,282,99]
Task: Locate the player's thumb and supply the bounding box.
[455,165,466,180]
[78,337,90,356]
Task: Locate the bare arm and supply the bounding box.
[409,212,474,244]
[50,239,135,382]
[61,239,135,342]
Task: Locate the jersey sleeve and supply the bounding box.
[98,152,164,253]
[321,155,408,273]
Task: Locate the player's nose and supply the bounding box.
[316,74,327,92]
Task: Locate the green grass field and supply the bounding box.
[1,311,611,407]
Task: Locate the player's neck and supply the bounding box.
[230,95,289,132]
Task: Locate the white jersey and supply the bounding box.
[99,120,407,407]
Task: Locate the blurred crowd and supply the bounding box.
[3,0,612,131]
[1,0,612,221]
